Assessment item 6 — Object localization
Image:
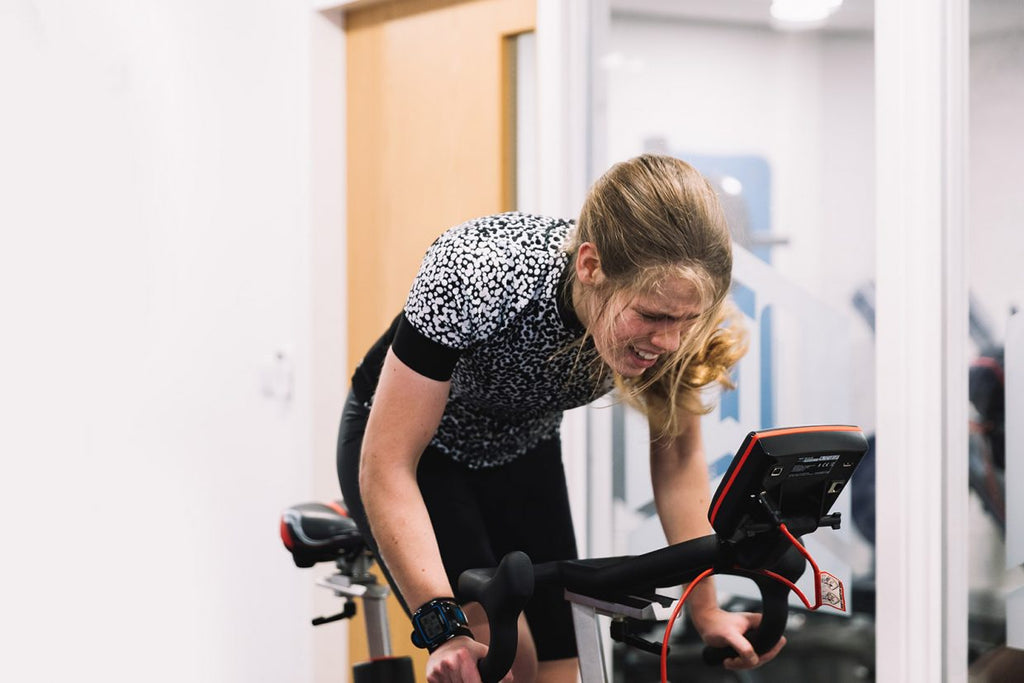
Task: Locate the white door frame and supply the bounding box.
[874,1,970,681]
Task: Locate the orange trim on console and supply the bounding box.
[754,425,861,438]
[709,438,758,525]
[708,425,861,525]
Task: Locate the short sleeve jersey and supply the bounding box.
[352,212,614,469]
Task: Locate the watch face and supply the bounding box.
[418,608,448,641]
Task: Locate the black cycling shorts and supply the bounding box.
[336,390,579,661]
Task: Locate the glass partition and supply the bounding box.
[966,0,1024,677]
[599,2,878,680]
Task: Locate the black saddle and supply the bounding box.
[280,501,367,567]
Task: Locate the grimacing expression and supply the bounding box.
[592,275,703,378]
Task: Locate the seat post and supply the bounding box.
[570,601,609,683]
[317,554,394,658]
[361,579,393,658]
[565,589,678,683]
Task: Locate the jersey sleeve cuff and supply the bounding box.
[393,312,461,381]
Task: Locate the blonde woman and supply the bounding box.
[337,154,782,683]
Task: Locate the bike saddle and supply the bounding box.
[280,501,367,567]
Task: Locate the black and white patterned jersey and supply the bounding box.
[351,212,613,469]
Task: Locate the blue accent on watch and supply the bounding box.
[410,598,473,652]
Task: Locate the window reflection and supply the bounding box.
[967,0,1024,677]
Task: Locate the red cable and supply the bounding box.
[775,523,822,607]
[659,524,834,683]
[758,569,816,611]
[660,568,714,683]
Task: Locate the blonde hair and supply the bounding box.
[565,154,747,439]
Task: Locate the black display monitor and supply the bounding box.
[709,425,870,543]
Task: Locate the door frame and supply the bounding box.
[308,1,594,680]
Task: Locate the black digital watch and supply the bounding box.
[410,598,473,652]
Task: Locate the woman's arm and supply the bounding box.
[649,412,785,670]
[361,349,500,682]
[649,412,718,614]
[360,347,453,610]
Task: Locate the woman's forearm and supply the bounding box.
[361,457,453,609]
[649,420,713,545]
[359,348,455,611]
[650,414,719,616]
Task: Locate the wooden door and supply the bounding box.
[343,0,535,675]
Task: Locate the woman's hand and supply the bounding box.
[690,607,786,670]
[426,636,513,683]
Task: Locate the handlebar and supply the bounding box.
[701,544,805,664]
[451,425,867,680]
[457,536,806,680]
[457,551,535,683]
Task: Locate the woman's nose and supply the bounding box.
[650,324,682,353]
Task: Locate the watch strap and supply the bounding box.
[410,598,473,652]
[412,624,475,652]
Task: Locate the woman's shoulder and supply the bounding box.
[421,212,575,282]
[436,212,574,250]
[405,213,575,346]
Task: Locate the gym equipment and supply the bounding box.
[280,500,415,683]
[282,424,868,683]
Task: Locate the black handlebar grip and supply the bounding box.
[457,551,535,683]
[701,572,793,666]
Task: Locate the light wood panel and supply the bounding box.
[344,0,535,676]
[346,0,534,374]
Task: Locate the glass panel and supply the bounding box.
[967,0,1024,676]
[515,31,538,211]
[601,1,877,680]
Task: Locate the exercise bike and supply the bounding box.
[281,424,869,683]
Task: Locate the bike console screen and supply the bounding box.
[708,425,869,543]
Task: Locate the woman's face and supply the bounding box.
[590,275,704,378]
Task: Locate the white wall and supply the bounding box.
[1,2,317,681]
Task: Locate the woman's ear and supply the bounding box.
[575,242,604,286]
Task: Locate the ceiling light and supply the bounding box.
[770,0,843,30]
[720,176,744,196]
